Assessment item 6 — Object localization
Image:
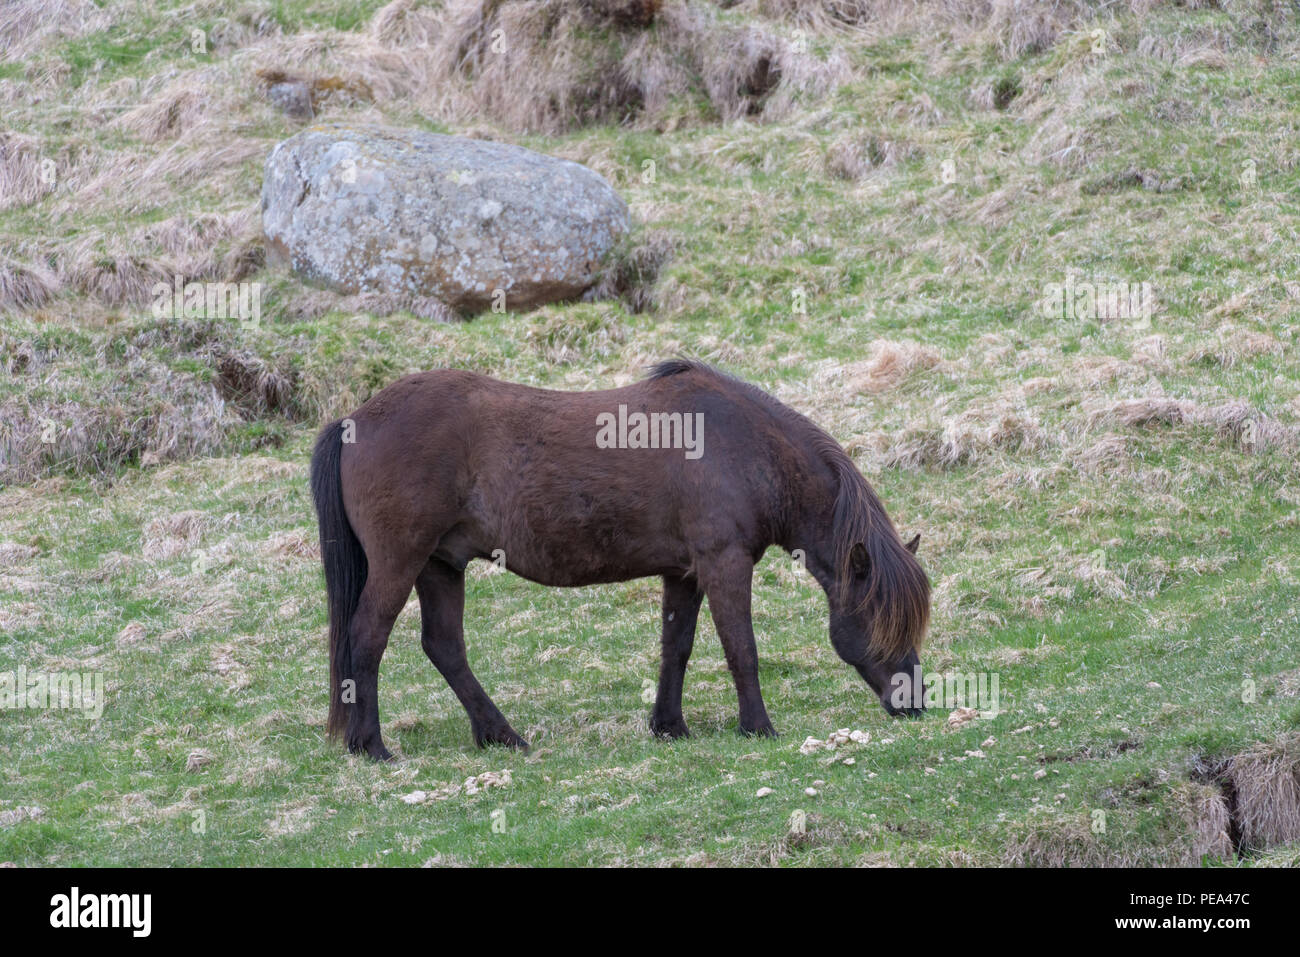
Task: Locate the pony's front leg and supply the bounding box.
[699,549,777,737]
[650,574,702,738]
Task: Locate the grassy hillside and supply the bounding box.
[1,0,1298,865]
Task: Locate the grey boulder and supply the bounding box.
[261,124,628,313]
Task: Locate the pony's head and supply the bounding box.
[817,451,931,717]
[829,531,929,716]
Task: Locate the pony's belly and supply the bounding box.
[498,548,680,587]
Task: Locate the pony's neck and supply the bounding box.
[780,451,842,598]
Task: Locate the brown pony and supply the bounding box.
[311,360,930,760]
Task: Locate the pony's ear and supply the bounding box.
[904,533,921,555]
[850,542,870,576]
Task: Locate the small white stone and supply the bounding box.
[755,787,774,798]
[804,787,818,797]
[946,706,979,729]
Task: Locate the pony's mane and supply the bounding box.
[648,358,930,660]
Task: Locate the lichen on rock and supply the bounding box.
[261,123,629,314]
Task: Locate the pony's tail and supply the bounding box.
[310,419,367,740]
[860,504,931,664]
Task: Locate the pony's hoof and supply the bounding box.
[888,707,926,719]
[650,714,690,739]
[476,726,529,750]
[349,738,394,761]
[740,721,778,738]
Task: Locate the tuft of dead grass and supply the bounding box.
[0,374,235,485]
[846,338,943,394]
[425,0,847,132]
[1086,395,1300,453]
[1003,779,1238,867]
[1187,323,1285,368]
[0,254,59,312]
[584,229,676,313]
[870,394,1045,469]
[0,0,112,61]
[142,510,208,561]
[1179,781,1235,862]
[210,346,301,419]
[114,83,212,144]
[0,132,54,211]
[371,0,444,47]
[1000,813,1120,867]
[1220,734,1300,851]
[824,133,918,180]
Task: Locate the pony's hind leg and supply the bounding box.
[699,548,777,738]
[347,554,425,761]
[650,574,702,739]
[415,558,527,750]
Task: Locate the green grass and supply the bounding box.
[1,0,1299,865]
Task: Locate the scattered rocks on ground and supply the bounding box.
[799,728,871,754]
[399,769,513,805]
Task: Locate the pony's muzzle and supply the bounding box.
[856,651,926,718]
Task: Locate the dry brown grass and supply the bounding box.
[1187,323,1286,368]
[422,0,847,132]
[1002,778,1238,867]
[824,133,919,180]
[0,132,54,212]
[0,342,255,484]
[1086,395,1300,453]
[846,339,944,394]
[142,510,208,561]
[999,812,1123,867]
[1221,734,1300,851]
[583,229,676,313]
[1180,781,1235,862]
[745,0,1179,59]
[0,253,58,312]
[114,82,213,144]
[210,345,301,418]
[0,0,112,61]
[869,394,1046,469]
